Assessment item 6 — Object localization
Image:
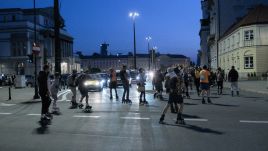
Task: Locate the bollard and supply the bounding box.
[8,86,11,100]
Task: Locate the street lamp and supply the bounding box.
[129,11,139,70]
[146,36,152,70]
[33,0,40,99]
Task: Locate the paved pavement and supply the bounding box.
[223,80,268,95]
[0,84,268,151]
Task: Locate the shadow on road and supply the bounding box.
[34,127,50,135]
[212,103,239,107]
[182,114,201,119]
[21,100,42,104]
[243,96,263,99]
[184,103,198,106]
[162,123,224,135]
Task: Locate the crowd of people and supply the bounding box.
[37,63,240,126]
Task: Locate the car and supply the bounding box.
[108,70,132,87]
[130,70,138,84]
[97,73,109,87]
[25,75,34,87]
[83,74,105,92]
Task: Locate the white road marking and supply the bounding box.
[58,90,71,102]
[185,118,208,122]
[57,90,70,97]
[27,114,40,116]
[173,118,208,122]
[120,117,150,120]
[0,113,12,115]
[240,120,268,124]
[0,103,16,106]
[73,115,100,118]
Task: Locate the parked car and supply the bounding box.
[130,70,138,84]
[107,70,132,87]
[97,73,109,87]
[83,74,104,92]
[25,75,34,87]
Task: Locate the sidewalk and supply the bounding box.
[224,80,268,95]
[0,87,40,103]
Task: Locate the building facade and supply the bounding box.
[200,0,268,69]
[80,53,190,72]
[218,5,268,78]
[0,7,79,75]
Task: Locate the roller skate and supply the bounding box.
[144,100,149,106]
[159,114,166,124]
[52,106,61,115]
[122,99,127,104]
[38,115,51,127]
[83,105,92,113]
[126,99,132,104]
[175,114,185,125]
[69,101,78,109]
[78,103,84,109]
[139,99,144,106]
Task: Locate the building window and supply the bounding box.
[244,30,254,41]
[3,16,7,22]
[12,15,16,21]
[244,56,253,69]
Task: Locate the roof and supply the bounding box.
[220,5,268,40]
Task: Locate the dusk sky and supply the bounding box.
[1,0,202,62]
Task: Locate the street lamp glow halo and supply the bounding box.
[129,11,139,19]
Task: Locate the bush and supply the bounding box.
[253,72,256,77]
[250,73,254,77]
[247,73,251,77]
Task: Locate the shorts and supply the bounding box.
[200,83,210,90]
[168,93,183,104]
[109,81,117,89]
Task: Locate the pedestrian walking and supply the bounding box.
[120,65,131,103]
[137,68,148,105]
[200,65,212,104]
[109,68,118,100]
[194,67,201,96]
[153,69,164,100]
[228,66,239,96]
[159,67,185,125]
[216,67,224,95]
[183,69,190,99]
[164,68,173,94]
[38,64,52,124]
[49,72,61,115]
[67,70,78,109]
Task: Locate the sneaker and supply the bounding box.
[159,114,165,124]
[207,98,212,104]
[78,103,84,109]
[202,99,205,104]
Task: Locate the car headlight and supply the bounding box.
[101,80,105,84]
[136,76,140,80]
[149,71,154,78]
[84,81,90,86]
[95,81,100,86]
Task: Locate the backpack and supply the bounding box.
[67,75,75,86]
[217,72,224,81]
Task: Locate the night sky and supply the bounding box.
[0,0,202,61]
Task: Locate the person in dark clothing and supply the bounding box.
[38,64,52,123]
[216,67,224,95]
[153,70,164,99]
[120,65,131,103]
[159,67,185,125]
[109,68,118,100]
[228,66,239,96]
[194,67,201,96]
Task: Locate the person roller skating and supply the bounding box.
[67,70,78,109]
[76,73,93,113]
[38,64,52,126]
[50,73,61,115]
[159,67,185,125]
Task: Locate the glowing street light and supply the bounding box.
[129,11,139,69]
[146,36,152,70]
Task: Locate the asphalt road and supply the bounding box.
[0,84,268,151]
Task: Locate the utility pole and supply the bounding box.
[54,0,61,74]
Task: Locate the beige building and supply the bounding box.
[218,5,268,78]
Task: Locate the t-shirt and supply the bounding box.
[199,69,210,84]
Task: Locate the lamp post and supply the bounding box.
[54,0,61,75]
[146,36,152,70]
[33,0,40,99]
[129,12,139,70]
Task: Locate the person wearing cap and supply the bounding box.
[199,65,212,104]
[159,67,185,125]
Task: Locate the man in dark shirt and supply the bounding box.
[120,65,131,103]
[38,64,52,123]
[228,66,239,96]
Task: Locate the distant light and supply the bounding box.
[129,11,139,19]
